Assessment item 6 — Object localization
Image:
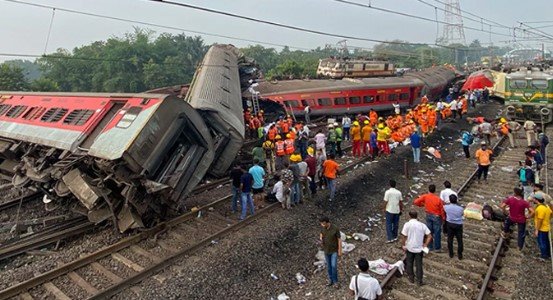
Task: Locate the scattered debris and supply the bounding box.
[295,273,306,284]
[270,273,279,280]
[277,292,290,300]
[352,233,370,241]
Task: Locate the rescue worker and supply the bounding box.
[377,123,391,155]
[498,118,510,143]
[262,139,276,175]
[327,124,337,156]
[267,124,278,142]
[257,110,264,124]
[369,109,378,127]
[350,121,362,157]
[297,124,309,159]
[284,133,295,163]
[421,94,429,105]
[244,108,252,124]
[419,108,429,137]
[427,107,437,134]
[361,120,372,156]
[274,135,286,171]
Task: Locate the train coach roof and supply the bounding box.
[256,76,420,96]
[0,91,171,99]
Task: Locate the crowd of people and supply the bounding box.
[238,87,551,298]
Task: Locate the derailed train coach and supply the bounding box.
[0,44,250,232]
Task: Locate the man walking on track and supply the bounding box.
[475,142,493,184]
[323,153,340,202]
[383,179,403,243]
[500,187,535,251]
[349,258,382,299]
[401,210,432,286]
[319,216,342,288]
[414,184,445,252]
[444,195,464,260]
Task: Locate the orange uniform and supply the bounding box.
[369,111,378,126]
[350,126,362,141]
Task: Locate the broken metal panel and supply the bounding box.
[62,169,109,210]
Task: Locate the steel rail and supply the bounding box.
[380,135,507,292]
[0,192,41,212]
[0,153,371,299]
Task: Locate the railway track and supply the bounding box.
[0,149,371,300]
[381,132,545,299]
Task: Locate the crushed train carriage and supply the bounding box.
[0,44,254,232]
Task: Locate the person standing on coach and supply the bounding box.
[319,216,342,288]
[384,179,403,243]
[414,184,445,252]
[475,142,493,184]
[401,210,432,286]
[444,194,464,260]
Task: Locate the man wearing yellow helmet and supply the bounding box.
[361,120,372,156]
[377,123,392,155]
[350,121,362,157]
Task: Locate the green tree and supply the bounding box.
[0,63,29,91]
[30,77,59,92]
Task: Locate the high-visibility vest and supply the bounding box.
[268,128,277,140]
[289,130,296,140]
[281,122,290,134]
[501,124,509,135]
[284,139,295,155]
[275,141,285,156]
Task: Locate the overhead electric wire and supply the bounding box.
[1,0,313,51]
[331,0,512,38]
[145,0,491,51]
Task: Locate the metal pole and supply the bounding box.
[404,159,409,179]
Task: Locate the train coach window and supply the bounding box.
[284,100,299,108]
[400,93,409,101]
[349,96,361,104]
[318,98,333,106]
[6,105,28,118]
[387,94,398,101]
[363,96,374,103]
[41,108,68,122]
[333,97,346,105]
[22,106,46,120]
[531,80,548,90]
[0,104,11,116]
[64,109,95,126]
[509,79,527,89]
[117,106,142,128]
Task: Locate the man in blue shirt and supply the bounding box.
[461,130,472,158]
[444,194,464,259]
[410,130,421,163]
[240,169,255,220]
[249,158,266,209]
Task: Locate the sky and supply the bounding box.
[0,0,552,62]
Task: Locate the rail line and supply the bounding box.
[381,131,544,299]
[0,149,371,300]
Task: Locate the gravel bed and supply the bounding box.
[119,103,501,299]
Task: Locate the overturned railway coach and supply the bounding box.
[255,66,456,116]
[0,44,249,232]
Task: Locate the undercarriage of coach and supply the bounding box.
[0,127,213,233]
[506,103,553,124]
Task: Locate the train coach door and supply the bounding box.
[81,101,126,149]
[409,87,417,106]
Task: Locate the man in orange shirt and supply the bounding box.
[323,153,340,202]
[361,120,372,156]
[414,184,445,252]
[475,142,493,184]
[350,121,362,157]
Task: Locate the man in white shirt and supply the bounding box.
[383,179,403,243]
[272,174,286,209]
[349,258,382,300]
[392,101,401,115]
[401,210,432,286]
[479,121,493,145]
[439,181,457,204]
[342,115,352,141]
[449,99,458,119]
[523,119,536,146]
[314,130,327,156]
[304,105,311,124]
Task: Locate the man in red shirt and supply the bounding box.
[500,187,535,250]
[414,184,445,252]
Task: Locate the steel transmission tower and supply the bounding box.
[440,0,466,45]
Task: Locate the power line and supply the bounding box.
[1,0,312,51]
[331,0,512,38]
